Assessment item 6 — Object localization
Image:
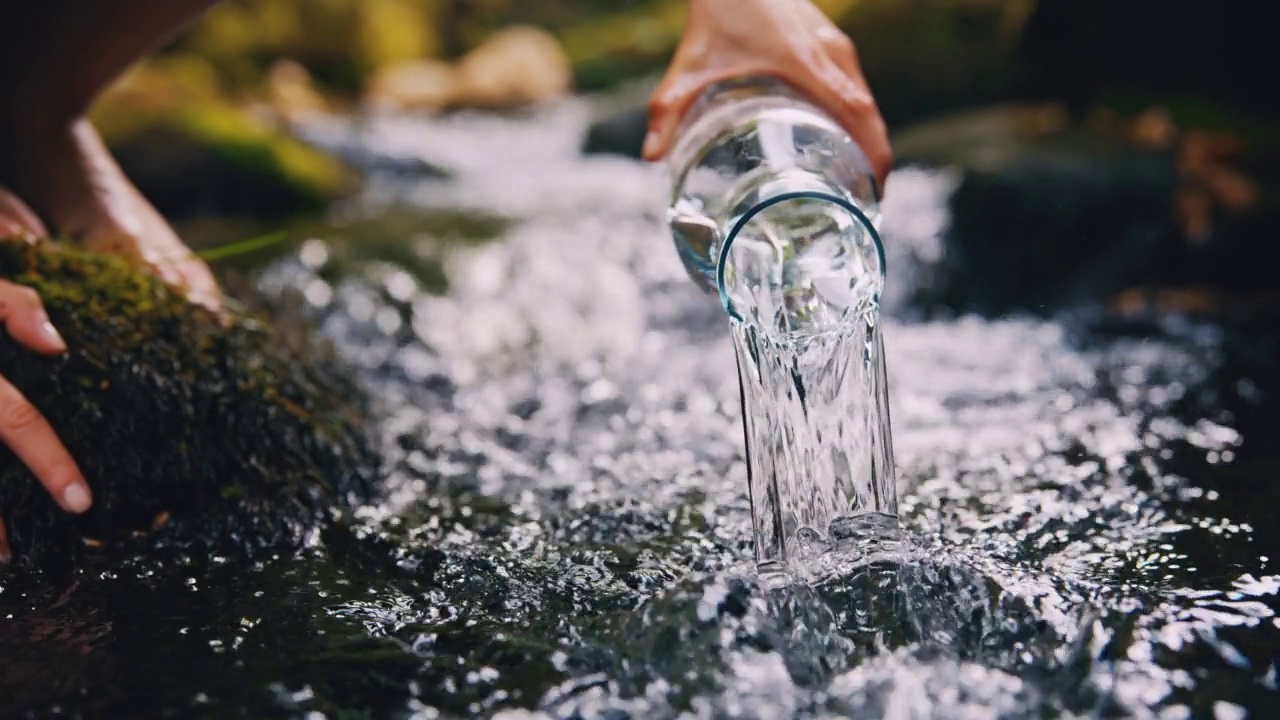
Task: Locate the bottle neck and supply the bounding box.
[716,168,884,326]
[666,79,807,179]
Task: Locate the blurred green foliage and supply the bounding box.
[143,0,1032,107]
[87,0,1040,218]
[161,0,668,94]
[90,56,356,219]
[99,0,1269,222]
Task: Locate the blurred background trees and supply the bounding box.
[89,0,1274,300]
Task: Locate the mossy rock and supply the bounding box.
[92,61,357,220]
[107,102,357,219]
[0,240,379,571]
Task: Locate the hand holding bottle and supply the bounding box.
[644,0,892,195]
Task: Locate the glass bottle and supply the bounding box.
[663,77,898,573]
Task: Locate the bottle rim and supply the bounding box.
[715,190,885,323]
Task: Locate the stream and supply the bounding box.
[2,100,1278,719]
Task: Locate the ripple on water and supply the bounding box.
[277,108,1280,718]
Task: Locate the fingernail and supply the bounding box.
[63,483,92,513]
[642,130,659,159]
[42,321,67,351]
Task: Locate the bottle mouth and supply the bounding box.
[715,190,886,330]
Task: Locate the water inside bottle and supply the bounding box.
[732,284,896,575]
[669,100,897,574]
[671,192,897,571]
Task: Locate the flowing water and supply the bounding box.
[732,311,897,574]
[2,101,1278,718]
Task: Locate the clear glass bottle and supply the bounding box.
[664,77,885,335]
[664,77,898,573]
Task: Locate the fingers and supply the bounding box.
[124,180,223,312]
[171,257,223,312]
[144,254,222,312]
[824,79,892,194]
[647,61,892,194]
[0,281,92,518]
[644,77,698,162]
[81,222,224,312]
[0,186,48,240]
[0,280,67,355]
[803,40,893,194]
[644,11,893,194]
[0,517,10,564]
[855,120,892,198]
[18,118,224,309]
[0,374,92,515]
[644,62,775,162]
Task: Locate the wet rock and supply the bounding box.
[892,104,1280,317]
[361,26,573,113]
[452,26,573,109]
[0,240,379,571]
[364,59,458,113]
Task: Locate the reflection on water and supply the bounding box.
[2,102,1278,718]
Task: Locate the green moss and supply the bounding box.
[92,60,357,219]
[103,101,357,219]
[0,240,379,572]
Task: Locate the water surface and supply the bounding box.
[2,102,1277,719]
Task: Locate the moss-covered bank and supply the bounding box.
[0,240,379,571]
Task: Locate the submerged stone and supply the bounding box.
[0,240,379,571]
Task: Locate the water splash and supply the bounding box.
[2,102,1278,718]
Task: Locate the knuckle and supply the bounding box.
[84,220,145,256]
[14,285,40,308]
[844,39,861,62]
[843,94,873,114]
[818,28,857,57]
[647,92,673,115]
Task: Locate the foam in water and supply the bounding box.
[9,105,1278,719]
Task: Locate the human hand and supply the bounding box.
[0,116,221,312]
[59,119,222,312]
[644,0,891,193]
[0,277,93,564]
